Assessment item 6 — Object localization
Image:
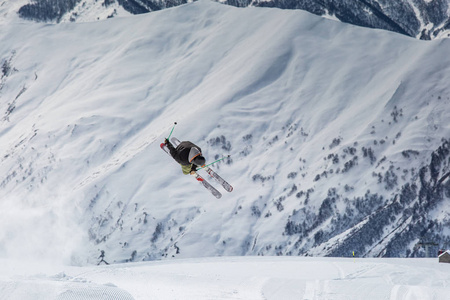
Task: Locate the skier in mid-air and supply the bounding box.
[164,139,206,175]
[161,134,233,198]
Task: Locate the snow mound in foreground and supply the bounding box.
[1,257,450,299]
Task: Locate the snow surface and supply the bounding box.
[0,0,449,259]
[1,257,450,299]
[1,0,450,297]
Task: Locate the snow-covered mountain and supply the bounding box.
[0,0,449,266]
[223,0,450,40]
[6,0,450,40]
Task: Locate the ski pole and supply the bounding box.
[166,122,177,140]
[196,155,231,171]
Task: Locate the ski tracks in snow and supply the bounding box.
[0,277,135,300]
[2,257,450,300]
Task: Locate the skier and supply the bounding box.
[97,250,109,265]
[161,136,233,197]
[164,139,206,175]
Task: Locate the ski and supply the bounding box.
[191,172,222,199]
[160,143,222,199]
[204,167,233,192]
[171,137,233,192]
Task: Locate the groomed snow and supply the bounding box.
[1,256,450,299]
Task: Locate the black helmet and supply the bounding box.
[193,155,205,167]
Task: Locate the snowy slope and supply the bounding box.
[0,0,132,23]
[221,0,450,40]
[1,257,450,299]
[0,0,449,267]
[8,0,450,40]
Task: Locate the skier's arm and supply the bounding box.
[165,139,178,158]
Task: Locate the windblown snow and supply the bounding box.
[0,0,449,298]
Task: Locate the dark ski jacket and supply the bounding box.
[167,141,202,174]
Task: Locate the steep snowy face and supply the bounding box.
[0,1,449,265]
[224,0,450,40]
[9,0,450,40]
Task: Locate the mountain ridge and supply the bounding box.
[5,0,450,40]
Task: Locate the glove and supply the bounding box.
[191,165,197,172]
[164,139,169,145]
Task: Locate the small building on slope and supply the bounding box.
[438,250,450,263]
